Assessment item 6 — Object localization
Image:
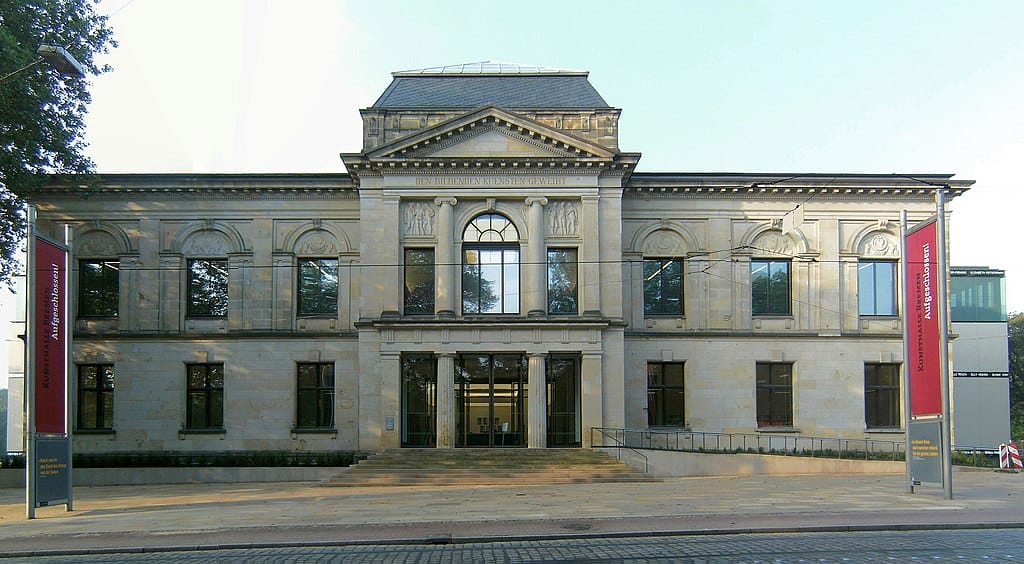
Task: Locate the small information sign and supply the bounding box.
[909,419,943,485]
[35,437,71,507]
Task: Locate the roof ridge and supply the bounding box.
[392,61,588,76]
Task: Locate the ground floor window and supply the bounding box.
[402,355,437,447]
[756,362,793,428]
[77,364,114,430]
[865,363,901,429]
[547,355,581,446]
[296,362,335,429]
[186,363,224,429]
[647,362,685,427]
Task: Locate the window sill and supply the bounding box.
[178,428,225,437]
[296,314,338,319]
[75,429,115,435]
[291,428,338,436]
[186,316,228,320]
[756,426,800,433]
[866,427,904,434]
[752,315,794,320]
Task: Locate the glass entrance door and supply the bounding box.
[456,354,526,447]
[547,355,581,447]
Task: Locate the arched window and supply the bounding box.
[462,213,520,314]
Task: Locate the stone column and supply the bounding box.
[435,352,456,448]
[434,197,457,318]
[527,352,547,448]
[581,352,603,447]
[525,197,548,317]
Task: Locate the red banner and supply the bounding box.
[34,237,68,434]
[905,219,942,416]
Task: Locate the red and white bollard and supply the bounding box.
[999,442,1023,470]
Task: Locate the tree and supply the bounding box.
[1009,312,1023,441]
[0,0,115,285]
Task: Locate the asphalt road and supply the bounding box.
[12,528,1024,563]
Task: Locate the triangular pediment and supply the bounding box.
[364,106,617,161]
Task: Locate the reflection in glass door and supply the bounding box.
[456,354,526,447]
[547,355,581,447]
[401,355,436,447]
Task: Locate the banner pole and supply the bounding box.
[936,189,954,500]
[64,223,73,512]
[900,209,914,493]
[25,206,37,519]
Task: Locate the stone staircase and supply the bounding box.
[319,448,657,487]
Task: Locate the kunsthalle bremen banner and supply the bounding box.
[34,235,68,434]
[904,218,942,417]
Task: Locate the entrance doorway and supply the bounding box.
[456,354,526,447]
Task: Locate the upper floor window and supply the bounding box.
[297,258,338,317]
[404,248,435,315]
[858,260,897,316]
[751,259,790,316]
[462,213,520,314]
[547,248,578,315]
[187,259,228,318]
[643,258,683,315]
[79,259,119,318]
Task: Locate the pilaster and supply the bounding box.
[435,197,457,318]
[525,196,548,317]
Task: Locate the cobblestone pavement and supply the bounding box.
[12,529,1024,563]
[0,468,1022,557]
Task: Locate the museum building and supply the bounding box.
[17,62,973,455]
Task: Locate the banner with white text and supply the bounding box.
[33,236,68,434]
[904,218,942,417]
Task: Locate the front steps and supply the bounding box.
[320,448,657,487]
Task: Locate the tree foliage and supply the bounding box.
[1009,312,1024,441]
[0,0,115,284]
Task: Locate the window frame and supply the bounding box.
[647,362,686,427]
[185,363,224,430]
[186,258,228,318]
[546,247,578,315]
[865,363,901,430]
[751,259,791,316]
[296,258,339,317]
[461,213,520,315]
[756,362,794,428]
[296,362,336,430]
[643,257,684,316]
[404,248,435,315]
[77,363,115,431]
[78,259,119,318]
[858,260,898,317]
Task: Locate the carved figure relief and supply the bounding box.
[859,232,898,257]
[182,231,231,257]
[642,230,685,256]
[77,231,119,257]
[403,201,435,237]
[295,230,339,256]
[547,201,579,236]
[752,231,793,256]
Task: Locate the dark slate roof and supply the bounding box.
[372,75,610,109]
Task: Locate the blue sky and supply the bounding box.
[2,0,1021,389]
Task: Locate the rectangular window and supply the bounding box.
[187,259,228,317]
[858,260,897,316]
[547,248,578,315]
[79,260,119,317]
[462,247,520,314]
[186,363,224,429]
[647,362,685,427]
[756,362,793,427]
[77,364,114,430]
[865,363,901,429]
[751,260,791,316]
[404,248,435,315]
[297,258,339,316]
[297,362,335,429]
[643,258,683,315]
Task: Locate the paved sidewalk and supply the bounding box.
[0,467,1022,557]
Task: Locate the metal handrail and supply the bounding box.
[590,427,649,473]
[594,428,907,462]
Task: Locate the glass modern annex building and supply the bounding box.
[13,62,974,456]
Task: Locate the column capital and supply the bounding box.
[527,351,548,359]
[434,196,458,207]
[525,196,548,207]
[436,351,458,358]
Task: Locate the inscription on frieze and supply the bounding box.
[414,175,567,187]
